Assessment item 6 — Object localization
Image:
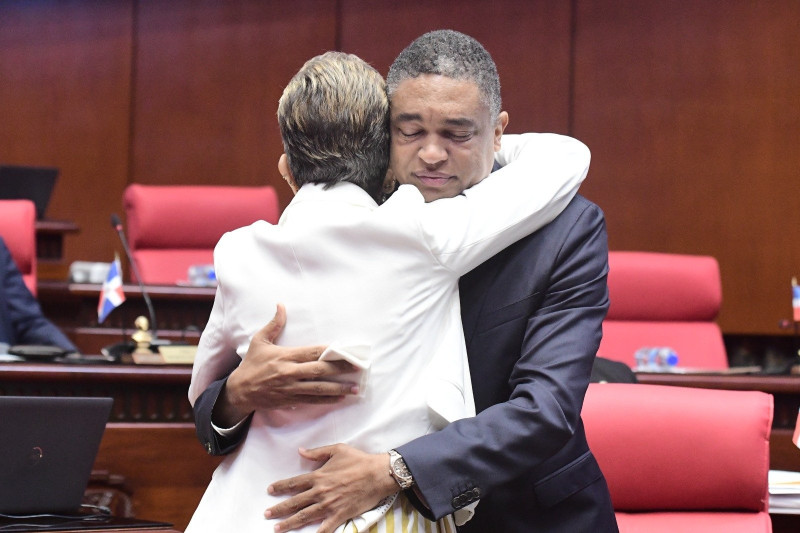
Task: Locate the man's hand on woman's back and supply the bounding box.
[212,304,359,428]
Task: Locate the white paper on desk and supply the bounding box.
[768,470,800,514]
[0,342,22,361]
[769,470,800,495]
[318,342,370,397]
[634,365,762,375]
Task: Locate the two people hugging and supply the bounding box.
[187,30,618,533]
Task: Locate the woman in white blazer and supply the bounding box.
[187,51,590,533]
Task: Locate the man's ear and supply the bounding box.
[278,154,299,194]
[382,169,397,195]
[377,169,397,204]
[493,111,510,151]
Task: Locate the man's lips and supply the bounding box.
[414,172,453,188]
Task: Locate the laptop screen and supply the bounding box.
[0,165,59,220]
[0,396,112,515]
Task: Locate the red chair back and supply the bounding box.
[583,383,772,533]
[598,251,727,369]
[0,199,37,295]
[123,184,279,285]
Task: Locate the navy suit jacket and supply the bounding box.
[193,196,617,532]
[0,237,77,352]
[397,195,617,532]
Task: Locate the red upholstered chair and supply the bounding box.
[583,383,773,533]
[123,184,280,285]
[0,199,37,295]
[598,251,727,369]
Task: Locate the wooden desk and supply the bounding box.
[0,362,194,423]
[5,362,799,531]
[2,527,181,533]
[38,281,214,355]
[0,363,220,532]
[0,527,178,533]
[0,516,178,533]
[41,530,179,533]
[91,424,221,533]
[35,219,79,280]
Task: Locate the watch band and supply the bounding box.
[388,449,414,489]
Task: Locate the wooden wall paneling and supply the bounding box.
[339,0,573,135]
[131,0,338,213]
[0,1,134,268]
[572,0,800,334]
[5,0,798,337]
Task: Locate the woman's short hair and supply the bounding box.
[278,51,389,200]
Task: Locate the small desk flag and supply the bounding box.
[98,254,126,323]
[793,277,800,322]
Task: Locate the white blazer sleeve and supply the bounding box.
[188,242,239,405]
[418,132,590,274]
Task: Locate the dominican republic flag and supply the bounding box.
[98,254,126,323]
[793,277,800,322]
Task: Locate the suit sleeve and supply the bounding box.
[189,234,251,454]
[193,374,252,455]
[396,203,609,520]
[1,242,77,352]
[189,292,251,455]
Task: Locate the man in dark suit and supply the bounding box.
[193,30,617,532]
[0,236,77,352]
[397,193,613,532]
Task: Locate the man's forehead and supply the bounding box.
[389,75,491,123]
[390,74,480,98]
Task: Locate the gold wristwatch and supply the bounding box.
[388,449,414,489]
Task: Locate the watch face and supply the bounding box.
[393,461,408,477]
[390,452,413,488]
[392,454,414,489]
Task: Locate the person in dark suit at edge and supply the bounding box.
[193,30,618,533]
[0,236,77,353]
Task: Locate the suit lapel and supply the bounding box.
[460,160,505,346]
[459,254,503,347]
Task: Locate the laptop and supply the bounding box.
[0,396,113,515]
[0,165,59,220]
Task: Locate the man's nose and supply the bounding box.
[419,140,447,166]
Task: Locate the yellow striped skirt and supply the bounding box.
[342,493,456,533]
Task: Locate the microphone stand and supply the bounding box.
[110,214,169,352]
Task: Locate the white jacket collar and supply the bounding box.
[279,182,377,225]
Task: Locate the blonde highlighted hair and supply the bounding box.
[278,52,389,201]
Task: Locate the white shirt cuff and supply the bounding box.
[212,415,248,437]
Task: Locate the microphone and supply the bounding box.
[110,213,163,345]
